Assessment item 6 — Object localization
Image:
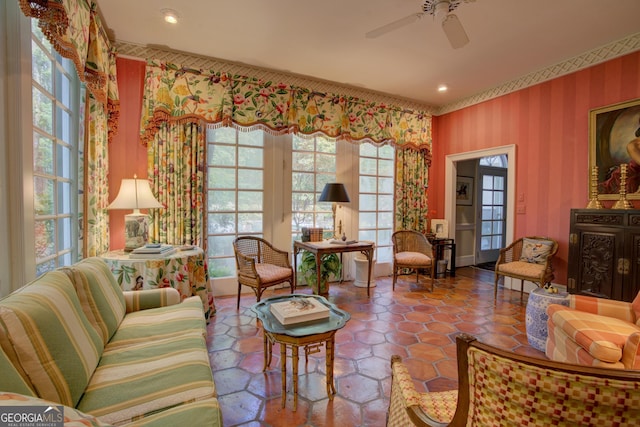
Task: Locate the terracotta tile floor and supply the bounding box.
[206,267,546,426]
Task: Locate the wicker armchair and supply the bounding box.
[494,236,558,302]
[392,230,435,292]
[233,236,294,309]
[387,334,640,427]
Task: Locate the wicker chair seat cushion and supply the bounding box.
[251,263,291,284]
[548,304,640,363]
[395,252,432,266]
[497,260,544,278]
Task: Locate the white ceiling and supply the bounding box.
[98,0,640,108]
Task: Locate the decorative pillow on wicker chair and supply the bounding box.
[520,238,553,264]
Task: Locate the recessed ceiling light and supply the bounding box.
[437,85,448,93]
[161,9,179,24]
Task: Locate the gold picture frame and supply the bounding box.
[589,98,640,200]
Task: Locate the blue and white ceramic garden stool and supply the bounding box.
[525,287,570,352]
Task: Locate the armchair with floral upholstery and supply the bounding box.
[546,291,640,370]
[387,334,640,426]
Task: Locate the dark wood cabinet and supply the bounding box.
[567,209,640,302]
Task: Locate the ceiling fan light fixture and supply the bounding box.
[161,9,179,24]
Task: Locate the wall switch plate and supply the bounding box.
[517,205,526,214]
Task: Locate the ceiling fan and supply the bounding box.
[365,0,475,49]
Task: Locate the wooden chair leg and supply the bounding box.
[392,268,397,291]
[237,282,242,310]
[520,279,524,303]
[494,274,500,300]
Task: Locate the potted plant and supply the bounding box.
[298,250,342,295]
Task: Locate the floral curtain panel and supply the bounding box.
[395,148,431,233]
[147,122,206,247]
[19,0,120,257]
[140,61,432,149]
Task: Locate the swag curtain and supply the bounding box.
[140,60,432,243]
[147,122,206,246]
[18,0,120,256]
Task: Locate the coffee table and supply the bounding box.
[251,294,350,410]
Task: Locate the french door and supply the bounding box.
[475,166,507,264]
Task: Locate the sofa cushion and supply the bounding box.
[519,238,553,264]
[548,304,640,363]
[0,392,115,427]
[0,271,104,407]
[0,344,35,397]
[61,257,126,345]
[78,334,216,425]
[107,296,205,350]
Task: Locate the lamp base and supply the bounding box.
[123,213,150,252]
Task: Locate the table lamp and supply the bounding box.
[108,175,163,251]
[318,183,350,239]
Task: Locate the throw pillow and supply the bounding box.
[519,238,553,265]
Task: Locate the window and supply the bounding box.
[358,143,395,263]
[206,127,264,278]
[31,21,83,276]
[291,135,336,241]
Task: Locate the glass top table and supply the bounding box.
[251,294,350,410]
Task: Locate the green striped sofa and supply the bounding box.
[0,257,222,426]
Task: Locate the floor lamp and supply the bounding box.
[318,183,350,239]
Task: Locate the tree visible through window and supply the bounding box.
[206,127,264,278]
[31,20,82,276]
[358,143,395,263]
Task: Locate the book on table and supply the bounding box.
[269,297,330,325]
[129,244,176,258]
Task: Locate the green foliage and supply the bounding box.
[298,250,341,294]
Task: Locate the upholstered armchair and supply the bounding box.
[233,236,294,309]
[392,230,435,292]
[387,334,640,427]
[547,291,640,370]
[494,236,558,301]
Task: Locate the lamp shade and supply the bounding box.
[108,178,163,210]
[318,183,350,203]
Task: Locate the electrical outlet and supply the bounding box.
[517,205,526,214]
[518,193,525,202]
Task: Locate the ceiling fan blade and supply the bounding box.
[441,13,470,49]
[365,13,424,39]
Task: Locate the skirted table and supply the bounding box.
[525,287,570,352]
[100,247,215,321]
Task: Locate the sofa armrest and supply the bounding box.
[570,294,636,323]
[123,288,181,313]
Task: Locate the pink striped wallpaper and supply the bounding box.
[430,51,640,284]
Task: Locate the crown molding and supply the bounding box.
[436,32,640,116]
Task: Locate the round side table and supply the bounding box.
[525,287,570,352]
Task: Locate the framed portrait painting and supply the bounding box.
[589,98,640,200]
[456,176,474,206]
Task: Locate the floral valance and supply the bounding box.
[141,60,432,150]
[18,0,120,141]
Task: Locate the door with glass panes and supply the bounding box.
[475,166,507,264]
